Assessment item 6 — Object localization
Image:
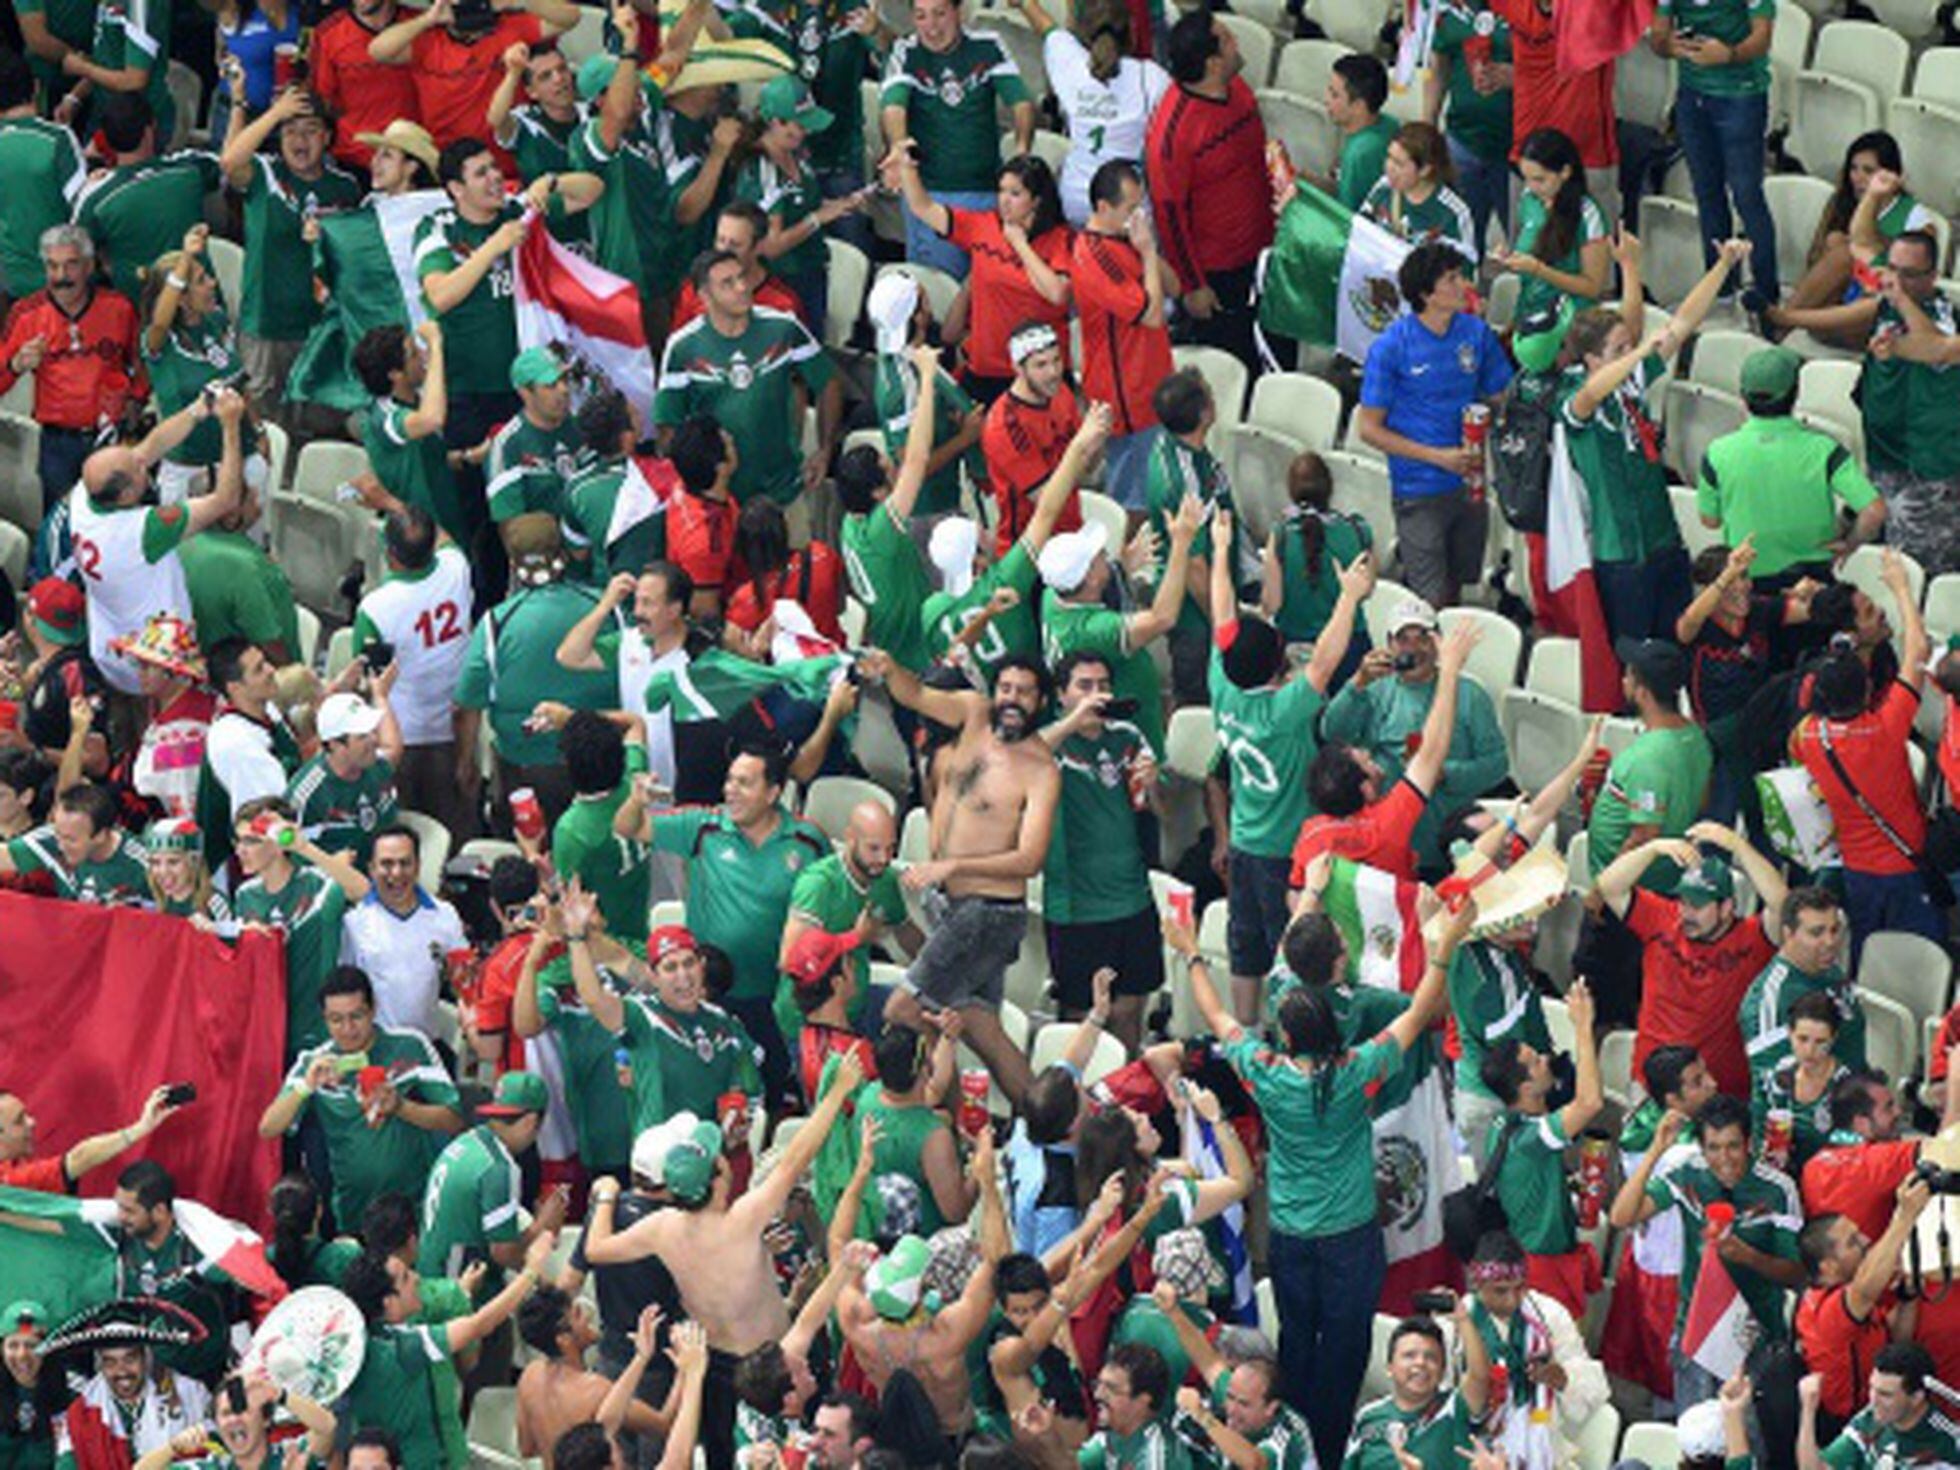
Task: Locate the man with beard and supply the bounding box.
[132,1369,337,1469]
[54,1343,211,1468]
[853,649,1062,1108]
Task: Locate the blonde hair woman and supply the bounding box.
[147,819,232,926]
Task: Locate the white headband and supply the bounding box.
[1008,323,1059,367]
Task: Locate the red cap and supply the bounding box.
[26,578,85,645]
[650,925,698,961]
[786,927,862,988]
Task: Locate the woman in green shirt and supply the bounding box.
[738,75,871,333]
[140,224,244,503]
[1359,122,1479,269]
[1495,128,1610,344]
[1260,450,1373,683]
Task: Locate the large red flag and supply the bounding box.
[1557,0,1658,73]
[0,894,287,1226]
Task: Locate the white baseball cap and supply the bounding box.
[316,693,384,742]
[1036,523,1109,594]
[928,516,980,598]
[1388,597,1440,636]
[867,273,921,356]
[631,1111,702,1186]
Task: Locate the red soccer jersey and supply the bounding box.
[0,1155,68,1193]
[473,932,552,1077]
[1796,1284,1891,1421]
[1144,78,1274,291]
[410,14,545,153]
[724,543,845,645]
[1802,1138,1919,1244]
[0,288,144,431]
[1791,681,1924,877]
[1072,230,1174,437]
[981,386,1084,555]
[798,1023,877,1107]
[670,274,804,336]
[1288,779,1425,885]
[1494,0,1618,167]
[1942,694,1960,802]
[310,7,423,169]
[946,210,1073,381]
[666,489,741,594]
[1624,892,1770,1100]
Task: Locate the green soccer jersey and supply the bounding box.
[1042,590,1166,757]
[1741,954,1867,1081]
[653,307,836,505]
[343,1323,460,1470]
[1185,1368,1315,1470]
[735,151,829,285]
[1557,355,1678,565]
[562,456,667,583]
[116,1227,231,1382]
[778,850,907,1041]
[880,32,1030,194]
[75,151,223,301]
[1448,940,1552,1103]
[1751,1057,1848,1175]
[455,582,621,765]
[1513,191,1609,325]
[725,0,872,173]
[1861,294,1960,480]
[419,1124,523,1284]
[486,410,584,524]
[873,355,980,518]
[233,866,349,1054]
[1696,416,1879,577]
[854,1086,956,1237]
[237,156,363,339]
[1343,1392,1478,1470]
[1078,1418,1194,1470]
[923,541,1041,683]
[5,825,148,905]
[651,804,832,1001]
[144,312,242,468]
[1822,1404,1960,1469]
[1430,1,1512,163]
[841,502,932,673]
[365,396,471,546]
[1271,510,1372,645]
[179,529,302,658]
[505,103,591,248]
[551,743,652,941]
[1360,177,1480,265]
[1145,433,1238,636]
[1209,653,1323,860]
[14,0,94,114]
[1645,1152,1801,1339]
[280,1027,459,1229]
[414,200,523,396]
[1485,1110,1577,1255]
[90,0,175,146]
[287,752,399,867]
[1045,723,1154,925]
[1337,116,1400,212]
[534,947,637,1167]
[1659,0,1773,96]
[619,992,762,1129]
[569,87,684,297]
[0,116,85,299]
[1584,723,1714,894]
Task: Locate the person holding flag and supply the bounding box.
[1610,1094,1804,1411]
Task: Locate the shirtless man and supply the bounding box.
[834,1127,1009,1434]
[515,1294,677,1467]
[583,1052,864,1470]
[854,648,1061,1106]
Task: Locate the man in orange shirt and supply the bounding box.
[981,321,1084,556]
[365,0,579,156]
[310,0,423,170]
[0,1085,182,1194]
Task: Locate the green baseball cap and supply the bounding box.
[576,52,620,102]
[0,1301,48,1337]
[1511,297,1575,374]
[479,1070,549,1118]
[866,1234,932,1321]
[660,1120,725,1204]
[758,75,833,133]
[509,347,567,392]
[1677,854,1736,906]
[1740,346,1800,402]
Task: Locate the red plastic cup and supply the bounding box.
[510,787,546,842]
[273,43,299,89]
[0,701,18,735]
[1165,880,1195,931]
[957,1070,991,1139]
[1763,1108,1794,1169]
[717,1089,751,1150]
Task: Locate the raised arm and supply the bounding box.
[1685,820,1788,942]
[423,215,529,317]
[1404,622,1478,796]
[1555,980,1602,1138]
[738,1051,867,1222]
[1163,915,1237,1043]
[860,647,983,724]
[655,1323,711,1470]
[561,884,625,1032]
[369,0,450,63]
[1386,899,1475,1052]
[887,343,945,523]
[1593,835,1697,920]
[1608,1108,1689,1229]
[1610,227,1646,342]
[1303,547,1376,695]
[1677,539,1754,644]
[447,1231,554,1353]
[876,142,951,237]
[221,86,311,187]
[1179,1086,1254,1221]
[1883,546,1928,682]
[1127,494,1204,647]
[1024,402,1111,551]
[65,1087,181,1181]
[558,572,633,673]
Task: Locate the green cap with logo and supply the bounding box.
[479,1070,549,1118]
[1676,853,1735,906]
[1740,346,1800,402]
[1511,296,1575,374]
[866,1234,933,1321]
[510,347,568,392]
[0,1301,48,1337]
[758,75,833,133]
[576,52,621,102]
[660,1119,725,1204]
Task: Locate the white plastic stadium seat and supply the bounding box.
[1813,19,1912,99]
[1248,371,1343,452]
[1076,491,1127,564]
[397,809,451,894]
[1216,423,1307,542]
[1868,0,1942,37]
[1029,1020,1125,1086]
[0,414,38,537]
[1362,577,1420,649]
[1215,12,1276,88]
[1795,359,1863,443]
[1304,0,1387,53]
[1838,542,1926,629]
[824,238,871,351]
[1686,329,1762,396]
[1885,99,1960,220]
[1662,381,1747,486]
[466,1386,525,1467]
[558,5,607,62]
[1171,345,1249,432]
[206,236,246,321]
[1621,1423,1679,1470]
[1916,48,1960,110]
[0,521,26,591]
[1436,606,1523,699]
[1858,931,1954,1024]
[1257,89,1340,183]
[1764,175,1836,302]
[872,262,959,325]
[1165,707,1218,786]
[1770,0,1814,133]
[1671,486,1722,558]
[1859,988,1919,1081]
[802,774,895,843]
[1322,450,1395,563]
[1571,1400,1621,1470]
[1273,39,1354,102]
[1788,71,1881,179]
[1500,689,1590,796]
[1634,197,1710,310]
[1524,637,1581,708]
[1926,574,1960,641]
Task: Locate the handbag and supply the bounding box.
[1442,1116,1517,1261]
[1815,720,1955,909]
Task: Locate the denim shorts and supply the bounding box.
[904,890,1029,1011]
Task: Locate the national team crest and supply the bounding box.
[1350,275,1403,334]
[1374,1134,1430,1232]
[1457,341,1477,374]
[939,76,966,107]
[727,357,755,390]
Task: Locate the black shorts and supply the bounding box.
[1046,905,1165,1012]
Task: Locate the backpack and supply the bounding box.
[1489,384,1556,533]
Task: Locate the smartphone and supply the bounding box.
[362,639,395,674]
[226,1377,251,1414]
[335,1050,370,1075]
[1100,696,1140,719]
[1391,652,1420,673]
[163,1082,197,1107]
[1410,1289,1456,1314]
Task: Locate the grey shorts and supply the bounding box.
[903,890,1028,1011]
[1393,490,1488,606]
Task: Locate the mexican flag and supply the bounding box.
[1534,423,1623,712]
[643,649,845,723]
[1319,859,1462,1311]
[1681,1204,1750,1379]
[1756,765,1841,871]
[288,190,450,413]
[513,218,656,426]
[1256,181,1412,365]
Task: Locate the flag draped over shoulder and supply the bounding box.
[1318,859,1461,1311]
[513,219,655,425]
[1256,182,1413,365]
[1535,424,1623,711]
[642,649,845,723]
[1557,0,1658,73]
[288,189,448,413]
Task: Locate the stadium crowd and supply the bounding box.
[4,0,1960,1464]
